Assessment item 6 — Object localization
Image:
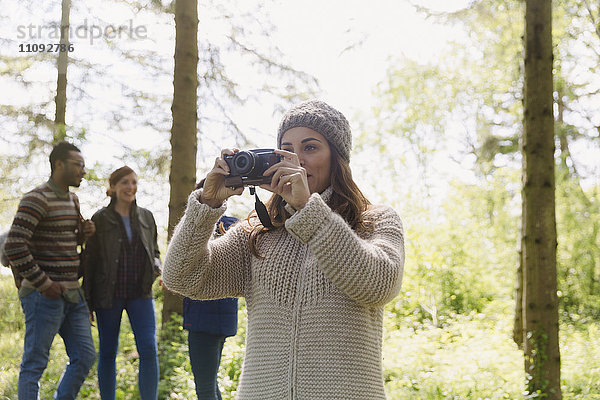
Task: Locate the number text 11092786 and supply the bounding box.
[19,43,74,53]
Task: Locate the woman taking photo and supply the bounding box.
[84,166,161,400]
[163,100,405,399]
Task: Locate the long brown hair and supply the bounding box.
[248,145,371,257]
[106,166,136,198]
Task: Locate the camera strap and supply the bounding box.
[249,186,274,229]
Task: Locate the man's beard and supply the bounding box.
[70,177,82,187]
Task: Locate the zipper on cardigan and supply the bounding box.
[289,244,309,399]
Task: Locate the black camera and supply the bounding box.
[224,149,281,188]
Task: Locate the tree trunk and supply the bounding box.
[54,0,70,143]
[513,243,523,349]
[522,0,561,398]
[162,0,199,327]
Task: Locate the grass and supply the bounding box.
[1,274,600,399]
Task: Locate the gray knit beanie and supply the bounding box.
[277,100,352,162]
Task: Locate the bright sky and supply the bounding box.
[267,0,469,115]
[0,0,477,229]
[258,0,475,206]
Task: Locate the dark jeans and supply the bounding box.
[188,331,227,400]
[95,297,159,400]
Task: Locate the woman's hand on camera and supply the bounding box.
[260,149,310,210]
[200,148,244,208]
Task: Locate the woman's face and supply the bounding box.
[112,172,137,204]
[280,127,332,194]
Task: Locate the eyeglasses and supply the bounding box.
[65,159,86,169]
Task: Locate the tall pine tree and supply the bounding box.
[521,0,561,398]
[162,0,199,325]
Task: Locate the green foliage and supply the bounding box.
[561,324,600,399]
[555,167,600,321]
[365,9,600,394]
[383,304,524,399]
[369,0,524,176]
[0,276,22,398]
[389,167,520,328]
[217,297,247,398]
[382,298,600,399]
[158,314,196,399]
[524,329,550,397]
[0,275,23,332]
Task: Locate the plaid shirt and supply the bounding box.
[114,217,147,299]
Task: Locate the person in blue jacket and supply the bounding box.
[183,180,238,400]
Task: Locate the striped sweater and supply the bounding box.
[5,179,81,291]
[163,187,405,399]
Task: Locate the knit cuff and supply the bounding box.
[284,202,297,216]
[284,193,331,243]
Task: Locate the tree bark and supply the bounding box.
[522,0,561,398]
[54,0,70,143]
[162,0,199,327]
[513,243,523,349]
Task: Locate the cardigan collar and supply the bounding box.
[319,186,333,203]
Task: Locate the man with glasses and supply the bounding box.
[5,141,97,400]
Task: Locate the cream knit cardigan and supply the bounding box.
[163,187,405,399]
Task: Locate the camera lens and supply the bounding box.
[233,151,254,175]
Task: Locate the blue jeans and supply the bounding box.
[188,331,227,400]
[95,297,159,400]
[18,290,96,400]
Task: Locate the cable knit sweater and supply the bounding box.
[163,187,405,399]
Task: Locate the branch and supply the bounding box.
[583,0,600,42]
